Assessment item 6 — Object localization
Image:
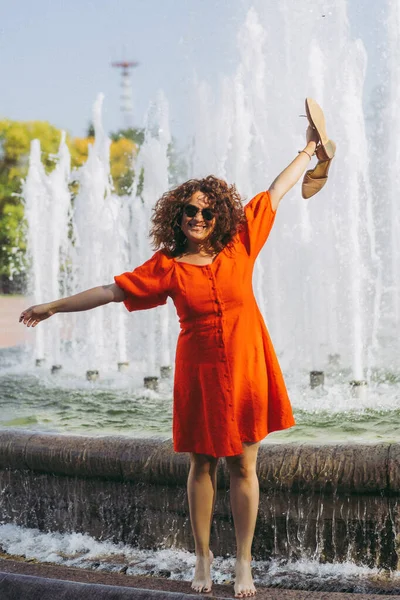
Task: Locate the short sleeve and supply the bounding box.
[114,250,173,312]
[244,191,276,258]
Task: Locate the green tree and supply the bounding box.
[0,119,62,292]
[110,127,144,146]
[70,133,138,196]
[108,127,146,195]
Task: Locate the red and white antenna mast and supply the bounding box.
[111,60,139,128]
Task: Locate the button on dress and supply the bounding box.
[115,191,295,457]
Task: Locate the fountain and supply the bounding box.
[23,131,71,368]
[117,361,129,373]
[1,0,400,592]
[20,4,396,382]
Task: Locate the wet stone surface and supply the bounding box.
[0,558,400,599]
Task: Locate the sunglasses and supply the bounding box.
[183,204,215,221]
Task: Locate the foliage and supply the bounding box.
[0,119,140,291]
[110,127,145,146]
[69,135,138,195]
[110,137,137,194]
[0,119,62,290]
[0,201,25,291]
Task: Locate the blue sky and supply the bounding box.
[0,0,385,140]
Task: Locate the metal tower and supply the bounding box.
[111,60,139,128]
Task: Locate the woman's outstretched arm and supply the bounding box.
[19,283,126,328]
[268,126,318,211]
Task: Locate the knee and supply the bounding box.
[190,454,218,478]
[226,456,256,480]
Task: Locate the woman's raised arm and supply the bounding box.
[268,126,318,211]
[19,283,126,328]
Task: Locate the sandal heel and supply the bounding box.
[317,139,336,161]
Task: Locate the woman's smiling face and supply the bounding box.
[181,191,216,248]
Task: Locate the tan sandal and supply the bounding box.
[302,98,336,199]
[305,97,336,160]
[302,141,336,199]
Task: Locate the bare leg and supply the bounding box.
[226,442,260,598]
[187,452,218,593]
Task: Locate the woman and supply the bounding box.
[20,112,328,597]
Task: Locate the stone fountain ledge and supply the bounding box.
[0,430,398,494]
[1,430,400,568]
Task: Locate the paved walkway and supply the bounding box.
[0,558,399,599]
[0,296,31,348]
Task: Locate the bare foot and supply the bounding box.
[191,550,214,593]
[234,557,256,598]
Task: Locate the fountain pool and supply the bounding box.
[1,346,400,443]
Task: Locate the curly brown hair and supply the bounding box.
[150,175,246,256]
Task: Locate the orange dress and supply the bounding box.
[115,191,295,457]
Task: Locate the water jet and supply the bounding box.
[350,379,368,400]
[144,376,159,391]
[86,370,99,382]
[310,371,324,388]
[328,353,341,366]
[160,366,172,379]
